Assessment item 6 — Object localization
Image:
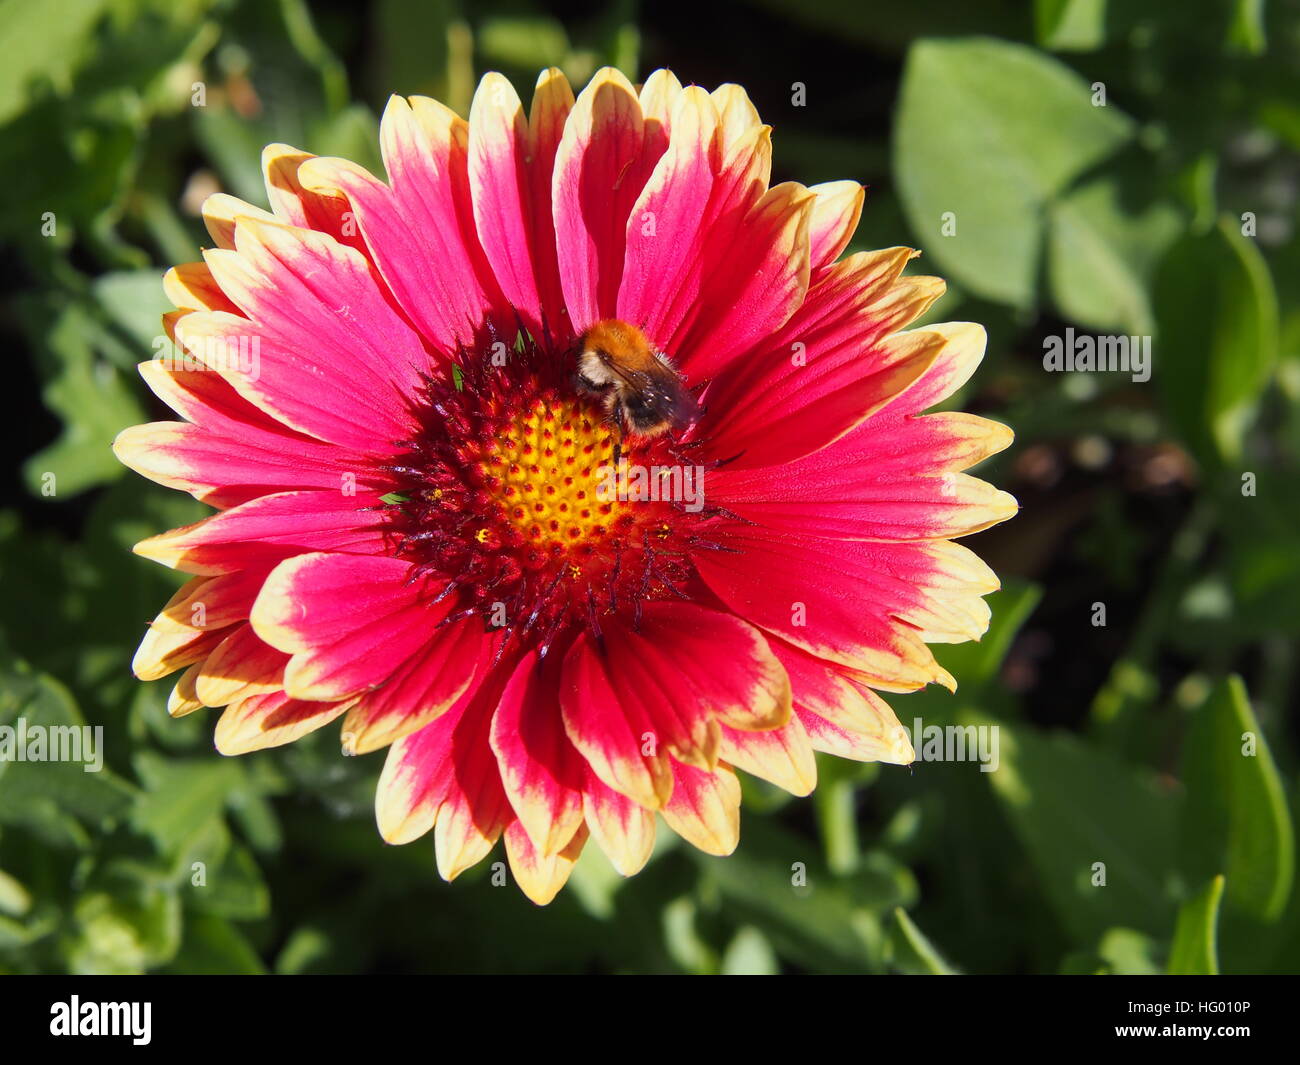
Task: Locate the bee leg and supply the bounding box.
[609,407,627,466]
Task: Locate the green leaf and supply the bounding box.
[93,270,171,354]
[895,36,1133,309]
[368,0,451,103]
[888,907,959,974]
[0,646,136,837]
[1180,676,1294,921]
[983,715,1181,942]
[312,103,383,179]
[1034,0,1107,52]
[730,0,1025,51]
[1047,174,1182,334]
[163,912,266,975]
[567,844,624,920]
[662,896,716,974]
[1167,875,1224,975]
[1227,0,1266,55]
[0,868,32,918]
[479,17,570,70]
[275,926,334,975]
[719,926,779,975]
[0,0,108,124]
[1097,927,1162,975]
[63,887,182,974]
[131,752,244,854]
[189,842,270,921]
[693,820,913,972]
[21,298,144,498]
[1153,217,1279,464]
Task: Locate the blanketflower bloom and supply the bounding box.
[115,67,1016,903]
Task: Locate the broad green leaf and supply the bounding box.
[1224,471,1300,639]
[0,907,58,952]
[132,752,244,854]
[888,907,958,974]
[895,37,1133,309]
[1034,0,1107,52]
[369,0,450,102]
[1167,875,1224,975]
[166,814,230,889]
[1153,217,1279,464]
[0,0,108,124]
[1047,174,1182,333]
[1180,677,1293,921]
[312,103,383,180]
[93,270,171,355]
[567,844,624,920]
[983,715,1181,941]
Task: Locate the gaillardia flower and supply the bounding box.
[115,67,1016,903]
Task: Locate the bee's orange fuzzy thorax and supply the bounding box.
[580,319,657,369]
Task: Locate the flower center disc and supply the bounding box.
[473,396,620,553]
[382,329,722,654]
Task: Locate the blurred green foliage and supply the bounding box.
[2,0,1298,974]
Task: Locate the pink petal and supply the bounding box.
[710,412,1017,541]
[251,553,466,702]
[694,528,958,692]
[719,716,817,796]
[560,602,790,806]
[671,181,813,382]
[490,650,586,856]
[133,489,395,575]
[582,767,655,876]
[661,760,741,856]
[261,143,368,254]
[468,71,574,339]
[214,689,353,755]
[699,251,948,467]
[194,624,287,707]
[552,67,665,329]
[807,180,865,270]
[297,97,508,354]
[338,616,490,754]
[375,666,512,881]
[503,818,588,905]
